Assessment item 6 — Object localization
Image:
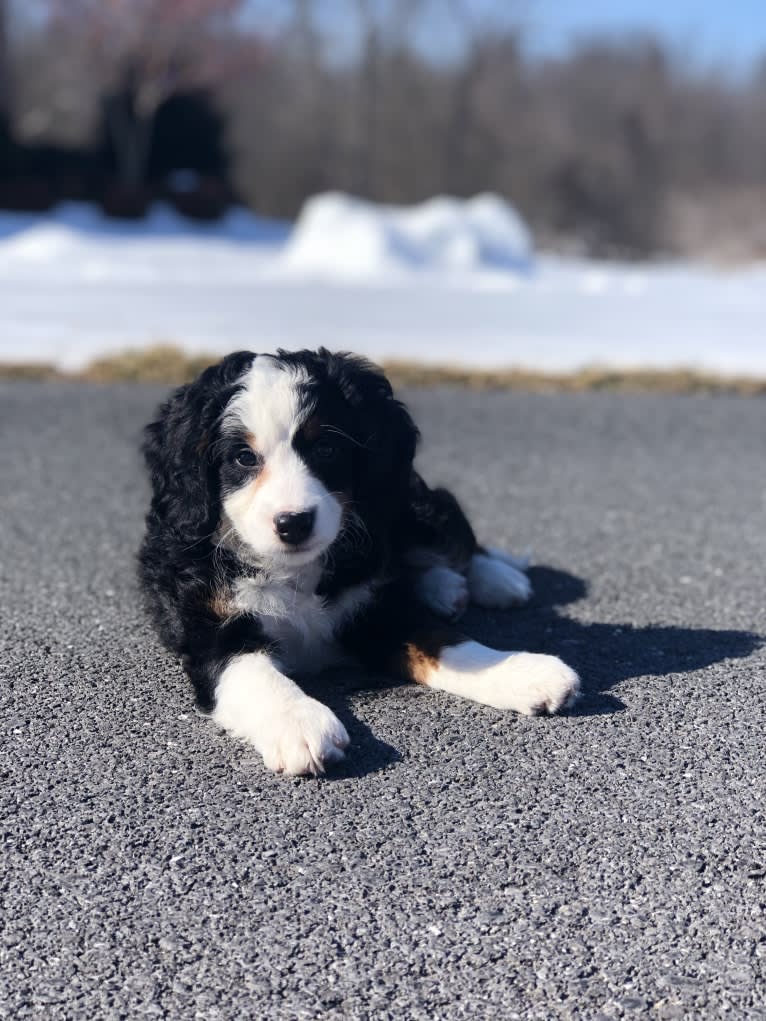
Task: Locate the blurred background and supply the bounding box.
[1,0,765,379]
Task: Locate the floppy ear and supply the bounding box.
[142,351,255,542]
[318,349,419,521]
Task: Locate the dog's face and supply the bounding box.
[220,357,349,565]
[143,349,419,567]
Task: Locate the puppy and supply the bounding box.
[139,349,579,775]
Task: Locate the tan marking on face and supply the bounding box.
[247,464,269,496]
[239,433,270,496]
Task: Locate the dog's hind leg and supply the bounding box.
[414,564,469,619]
[467,549,532,608]
[340,587,579,717]
[484,547,531,572]
[408,636,579,715]
[405,473,532,611]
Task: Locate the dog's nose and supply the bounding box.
[274,508,317,546]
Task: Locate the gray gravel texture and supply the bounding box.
[1,382,765,1021]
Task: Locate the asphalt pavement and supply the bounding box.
[1,382,765,1020]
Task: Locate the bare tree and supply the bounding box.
[0,0,10,118]
[4,0,766,254]
[44,0,260,189]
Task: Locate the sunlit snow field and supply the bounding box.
[1,194,765,375]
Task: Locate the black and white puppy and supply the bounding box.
[139,349,579,775]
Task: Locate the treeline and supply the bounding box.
[2,0,766,257]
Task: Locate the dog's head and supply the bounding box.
[142,349,418,567]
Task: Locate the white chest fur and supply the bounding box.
[232,564,374,675]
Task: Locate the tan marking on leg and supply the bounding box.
[208,587,234,620]
[403,643,441,685]
[398,622,464,686]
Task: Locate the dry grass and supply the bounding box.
[1,345,765,395]
[384,361,766,395]
[0,361,66,381]
[80,345,216,384]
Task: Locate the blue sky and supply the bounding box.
[246,1,766,72]
[528,0,766,68]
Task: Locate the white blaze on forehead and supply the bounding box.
[220,355,342,562]
[224,357,312,452]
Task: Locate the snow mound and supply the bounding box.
[280,192,533,278]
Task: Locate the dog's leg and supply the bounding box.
[403,636,579,715]
[415,565,469,619]
[404,475,532,610]
[467,549,532,608]
[484,547,531,571]
[212,653,349,775]
[342,591,579,717]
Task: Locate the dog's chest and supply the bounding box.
[232,568,373,674]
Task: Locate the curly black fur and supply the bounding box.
[138,348,477,712]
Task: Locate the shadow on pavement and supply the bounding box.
[296,564,762,774]
[297,671,404,780]
[465,565,763,716]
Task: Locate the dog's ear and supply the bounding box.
[142,351,255,542]
[318,349,419,519]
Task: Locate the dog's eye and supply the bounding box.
[235,448,260,468]
[314,440,338,461]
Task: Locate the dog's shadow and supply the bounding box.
[301,565,763,778]
[465,566,762,717]
[298,672,405,780]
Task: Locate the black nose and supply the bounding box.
[274,508,317,546]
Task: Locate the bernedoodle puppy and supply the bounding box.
[139,349,579,775]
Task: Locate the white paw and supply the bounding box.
[416,565,469,619]
[468,552,532,608]
[258,697,350,776]
[485,546,531,572]
[497,653,580,715]
[434,643,580,716]
[213,655,350,775]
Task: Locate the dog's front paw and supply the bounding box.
[259,698,350,776]
[416,565,470,619]
[468,552,532,608]
[213,657,350,776]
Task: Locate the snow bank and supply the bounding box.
[1,198,765,377]
[0,202,291,285]
[0,201,290,248]
[279,192,533,278]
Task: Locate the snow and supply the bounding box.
[0,197,765,377]
[0,201,291,244]
[279,192,533,277]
